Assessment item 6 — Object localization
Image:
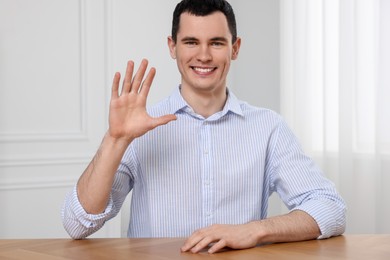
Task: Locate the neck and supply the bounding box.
[180,86,227,118]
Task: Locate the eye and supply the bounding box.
[184,41,197,46]
[211,41,225,47]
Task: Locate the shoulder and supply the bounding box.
[228,90,283,125]
[238,100,284,126]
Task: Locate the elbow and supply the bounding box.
[61,206,89,240]
[62,217,89,240]
[336,204,347,236]
[67,230,88,240]
[320,202,347,239]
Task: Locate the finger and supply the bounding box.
[150,115,177,129]
[111,72,121,99]
[190,237,215,253]
[139,67,156,98]
[122,60,134,94]
[130,59,148,93]
[181,234,203,252]
[208,239,227,254]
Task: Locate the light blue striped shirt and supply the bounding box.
[62,87,346,239]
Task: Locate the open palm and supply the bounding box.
[108,59,176,142]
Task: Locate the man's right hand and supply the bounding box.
[108,59,177,143]
[76,59,176,215]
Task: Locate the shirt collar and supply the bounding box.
[168,86,244,119]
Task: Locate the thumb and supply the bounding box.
[151,114,177,129]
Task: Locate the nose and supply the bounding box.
[196,45,212,62]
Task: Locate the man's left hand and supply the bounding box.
[181,222,261,254]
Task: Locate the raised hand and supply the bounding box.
[108,59,177,142]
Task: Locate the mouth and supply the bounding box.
[191,66,217,75]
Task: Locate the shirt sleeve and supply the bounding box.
[61,161,134,239]
[267,117,346,239]
[61,186,116,239]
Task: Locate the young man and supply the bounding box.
[62,0,346,254]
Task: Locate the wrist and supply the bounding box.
[104,131,133,149]
[249,220,275,245]
[247,221,269,245]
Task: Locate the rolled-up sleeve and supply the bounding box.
[61,146,135,239]
[293,197,346,239]
[268,118,346,239]
[61,186,117,239]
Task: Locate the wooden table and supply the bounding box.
[0,235,389,259]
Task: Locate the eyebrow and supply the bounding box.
[181,37,198,42]
[180,36,229,43]
[210,37,229,42]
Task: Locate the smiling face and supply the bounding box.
[168,11,241,98]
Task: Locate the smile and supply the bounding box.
[191,66,217,74]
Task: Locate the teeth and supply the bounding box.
[193,67,214,73]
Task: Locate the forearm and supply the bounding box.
[182,210,321,254]
[77,132,132,214]
[254,210,321,244]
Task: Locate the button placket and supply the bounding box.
[200,121,213,225]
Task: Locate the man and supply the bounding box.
[62,0,346,254]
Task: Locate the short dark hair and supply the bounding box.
[171,0,237,44]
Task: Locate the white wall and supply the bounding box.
[230,0,280,112]
[0,0,118,238]
[0,0,280,238]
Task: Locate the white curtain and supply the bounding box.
[280,0,390,233]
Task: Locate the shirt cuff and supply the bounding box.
[291,198,346,239]
[70,186,115,229]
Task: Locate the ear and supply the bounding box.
[231,37,241,60]
[167,36,177,59]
